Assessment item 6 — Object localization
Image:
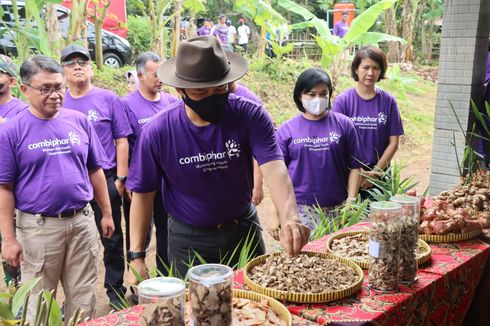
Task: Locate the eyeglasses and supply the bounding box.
[24,84,66,96]
[62,59,90,68]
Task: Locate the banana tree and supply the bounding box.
[234,0,288,58]
[278,0,406,88]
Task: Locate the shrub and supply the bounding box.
[126,15,151,59]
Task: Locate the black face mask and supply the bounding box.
[183,90,229,123]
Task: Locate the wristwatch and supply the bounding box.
[127,251,146,261]
[116,175,127,183]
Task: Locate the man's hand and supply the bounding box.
[127,258,149,287]
[124,188,132,202]
[101,215,115,238]
[279,220,310,256]
[1,238,23,268]
[252,187,264,206]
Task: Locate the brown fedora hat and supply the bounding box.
[157,36,248,89]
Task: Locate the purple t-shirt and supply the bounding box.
[277,112,364,207]
[333,21,349,38]
[213,24,229,45]
[197,26,211,36]
[233,83,262,105]
[126,94,283,227]
[63,87,132,169]
[121,90,178,155]
[0,109,107,214]
[0,97,28,124]
[333,88,404,166]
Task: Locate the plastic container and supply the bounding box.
[391,195,421,284]
[138,277,186,325]
[188,264,233,326]
[368,201,402,292]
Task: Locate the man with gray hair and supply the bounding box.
[0,54,114,322]
[121,51,178,274]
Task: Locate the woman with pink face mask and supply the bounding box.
[276,67,363,230]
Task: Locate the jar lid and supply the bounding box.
[370,201,402,211]
[138,277,186,297]
[188,264,233,286]
[390,195,421,205]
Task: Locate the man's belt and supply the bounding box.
[25,207,86,218]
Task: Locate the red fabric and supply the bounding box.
[82,222,489,326]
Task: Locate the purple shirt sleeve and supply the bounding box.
[111,96,133,139]
[486,52,490,84]
[243,104,283,166]
[276,125,291,166]
[0,127,17,184]
[85,119,109,171]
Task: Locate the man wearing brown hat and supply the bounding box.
[0,54,28,124]
[126,35,310,279]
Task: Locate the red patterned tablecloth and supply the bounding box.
[82,222,489,326]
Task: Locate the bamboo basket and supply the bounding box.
[244,251,363,303]
[233,289,292,326]
[419,228,482,242]
[326,231,432,269]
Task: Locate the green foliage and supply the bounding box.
[364,162,419,201]
[93,64,132,96]
[309,199,369,241]
[379,64,423,103]
[126,15,152,57]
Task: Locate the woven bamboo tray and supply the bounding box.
[233,289,292,326]
[419,228,482,242]
[181,289,292,325]
[244,251,363,303]
[326,231,432,269]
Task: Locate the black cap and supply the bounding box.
[60,44,91,62]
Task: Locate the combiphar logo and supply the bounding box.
[27,131,81,150]
[178,139,241,165]
[87,109,99,121]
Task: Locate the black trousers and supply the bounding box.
[91,170,125,299]
[123,189,169,274]
[168,205,266,278]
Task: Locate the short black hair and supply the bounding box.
[293,67,333,112]
[20,55,62,85]
[351,46,388,82]
[342,12,349,16]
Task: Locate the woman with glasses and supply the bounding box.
[333,46,404,191]
[276,67,363,230]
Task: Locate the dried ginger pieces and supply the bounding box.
[249,253,358,293]
[232,298,287,326]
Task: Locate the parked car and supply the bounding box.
[0,0,132,67]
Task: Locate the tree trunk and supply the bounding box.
[384,8,399,63]
[256,26,267,59]
[400,0,414,62]
[95,21,104,70]
[426,21,434,64]
[46,3,61,57]
[171,0,182,57]
[417,0,426,63]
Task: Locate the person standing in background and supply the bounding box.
[333,12,350,39]
[197,19,211,36]
[121,52,179,275]
[237,19,251,53]
[214,14,232,52]
[61,44,132,309]
[333,46,404,193]
[0,55,28,124]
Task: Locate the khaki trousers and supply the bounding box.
[17,206,99,325]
